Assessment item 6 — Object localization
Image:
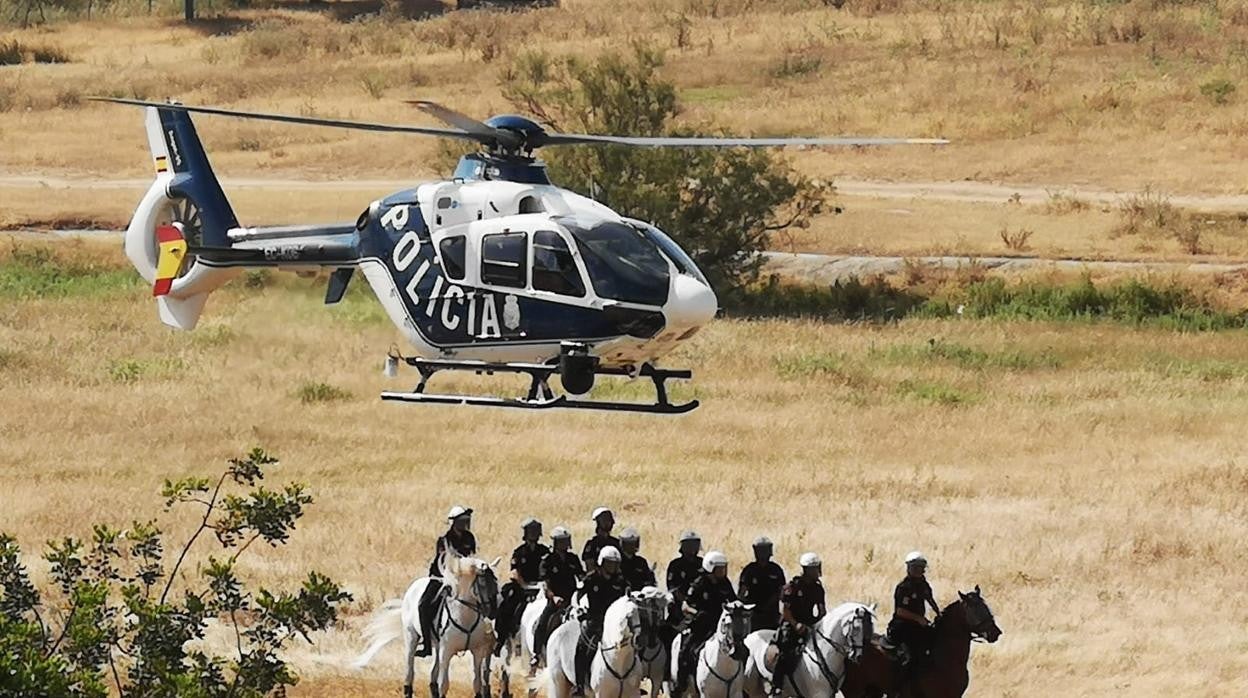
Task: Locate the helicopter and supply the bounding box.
[95,97,946,414]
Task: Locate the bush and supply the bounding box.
[0,449,350,697]
[296,381,352,404]
[499,45,830,291]
[1199,78,1236,106]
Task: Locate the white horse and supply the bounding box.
[498,583,545,698]
[742,602,874,698]
[538,588,668,698]
[669,601,754,698]
[354,549,502,698]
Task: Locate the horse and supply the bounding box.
[669,600,754,698]
[498,583,546,698]
[354,549,501,698]
[538,588,669,698]
[742,602,875,698]
[840,586,1001,698]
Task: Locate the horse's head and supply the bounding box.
[955,586,1001,643]
[839,603,875,664]
[442,550,501,617]
[626,586,669,644]
[719,600,754,660]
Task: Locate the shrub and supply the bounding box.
[0,449,350,697]
[1199,78,1236,106]
[1114,187,1177,237]
[500,45,830,291]
[0,39,21,66]
[296,381,352,404]
[998,225,1034,251]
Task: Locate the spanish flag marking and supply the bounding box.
[153,224,186,297]
[155,156,169,174]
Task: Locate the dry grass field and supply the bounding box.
[2,238,1248,696]
[3,1,1248,695]
[3,0,1248,260]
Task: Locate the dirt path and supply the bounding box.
[4,174,1246,211]
[762,251,1248,284]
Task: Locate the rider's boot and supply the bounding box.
[415,583,440,657]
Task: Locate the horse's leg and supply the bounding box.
[430,639,449,698]
[475,643,492,698]
[403,625,418,698]
[500,639,513,698]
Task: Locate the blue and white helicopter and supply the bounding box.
[97,98,944,414]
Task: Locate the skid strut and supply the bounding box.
[380,358,698,415]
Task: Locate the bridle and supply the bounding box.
[701,605,750,693]
[802,606,871,692]
[598,595,665,689]
[442,565,497,639]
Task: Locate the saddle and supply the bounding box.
[428,582,452,640]
[875,634,912,666]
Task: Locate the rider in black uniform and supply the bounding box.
[771,552,825,696]
[575,546,628,694]
[665,530,703,627]
[531,526,584,668]
[619,527,657,591]
[581,507,620,575]
[673,550,737,697]
[494,518,549,654]
[886,551,939,671]
[738,536,786,632]
[416,506,477,657]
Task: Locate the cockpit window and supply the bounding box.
[439,235,466,281]
[631,221,710,288]
[481,232,527,288]
[564,220,669,306]
[532,230,586,297]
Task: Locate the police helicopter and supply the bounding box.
[94,97,945,414]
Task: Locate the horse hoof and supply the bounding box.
[403,687,414,698]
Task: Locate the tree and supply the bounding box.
[0,448,350,697]
[499,45,830,292]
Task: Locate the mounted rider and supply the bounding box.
[494,517,549,655]
[738,536,786,632]
[416,505,477,657]
[673,550,737,696]
[665,530,704,628]
[575,546,628,695]
[885,551,940,671]
[619,527,657,592]
[531,526,585,668]
[770,552,826,696]
[582,507,621,574]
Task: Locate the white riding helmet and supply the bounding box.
[552,526,571,540]
[521,517,542,530]
[799,552,822,568]
[679,530,701,543]
[905,551,927,567]
[753,536,773,547]
[620,527,640,542]
[703,550,728,572]
[446,505,472,521]
[591,506,613,521]
[598,546,622,564]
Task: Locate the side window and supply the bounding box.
[532,230,586,297]
[481,232,527,288]
[439,236,466,280]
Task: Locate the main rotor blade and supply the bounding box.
[89,97,486,143]
[406,100,524,151]
[542,133,950,147]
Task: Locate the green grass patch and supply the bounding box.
[0,348,24,371]
[895,379,977,406]
[872,339,1061,371]
[105,357,187,384]
[727,276,924,322]
[921,277,1248,331]
[0,246,140,299]
[295,381,352,404]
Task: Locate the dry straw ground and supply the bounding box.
[2,239,1248,696]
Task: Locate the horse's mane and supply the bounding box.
[933,597,966,632]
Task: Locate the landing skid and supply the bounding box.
[380,358,699,415]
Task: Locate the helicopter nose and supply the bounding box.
[665,274,718,330]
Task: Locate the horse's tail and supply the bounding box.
[352,598,405,669]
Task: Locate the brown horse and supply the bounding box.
[840,586,1001,698]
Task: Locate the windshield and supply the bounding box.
[629,220,710,287]
[563,219,670,306]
